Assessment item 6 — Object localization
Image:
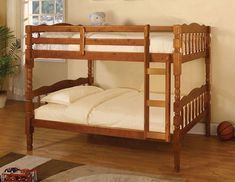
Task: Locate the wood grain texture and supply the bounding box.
[165,61,171,142]
[33,119,146,140]
[87,60,94,85]
[205,27,211,137]
[25,23,211,172]
[25,26,34,151]
[144,25,150,135]
[29,25,172,33]
[0,101,234,182]
[33,78,89,97]
[32,50,172,62]
[173,25,182,172]
[147,100,166,107]
[147,68,166,75]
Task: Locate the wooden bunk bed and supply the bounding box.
[25,23,211,172]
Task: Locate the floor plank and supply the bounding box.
[0,100,234,182]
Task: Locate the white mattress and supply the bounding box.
[34,32,174,53]
[35,88,174,133]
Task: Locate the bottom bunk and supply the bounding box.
[35,87,173,134]
[27,78,209,172]
[33,83,208,141]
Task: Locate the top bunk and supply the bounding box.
[25,23,210,63]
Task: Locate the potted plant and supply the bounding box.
[0,26,20,108]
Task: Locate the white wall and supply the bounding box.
[67,0,235,124]
[33,61,68,89]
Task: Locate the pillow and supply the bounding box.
[41,86,103,105]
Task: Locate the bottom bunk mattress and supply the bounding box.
[35,88,174,133]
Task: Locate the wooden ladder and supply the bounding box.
[143,25,171,142]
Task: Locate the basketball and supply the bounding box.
[217,121,234,141]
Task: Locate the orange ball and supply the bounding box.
[217,121,234,141]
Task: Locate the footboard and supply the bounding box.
[179,85,208,137]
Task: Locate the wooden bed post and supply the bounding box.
[205,27,211,137]
[173,25,182,172]
[144,25,150,137]
[25,26,34,151]
[88,60,94,85]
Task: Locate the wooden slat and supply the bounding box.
[151,53,172,62]
[32,38,144,46]
[181,111,206,137]
[192,33,195,54]
[29,25,174,33]
[150,26,173,32]
[33,119,145,140]
[182,51,207,63]
[85,25,146,32]
[86,38,144,46]
[185,33,189,55]
[192,100,195,120]
[30,25,83,32]
[165,61,171,142]
[32,50,172,62]
[189,102,192,122]
[199,95,202,113]
[180,109,184,129]
[144,25,150,134]
[87,60,94,85]
[196,97,199,116]
[147,68,166,75]
[185,105,188,125]
[203,94,206,110]
[147,100,165,107]
[80,27,85,55]
[32,38,81,44]
[188,33,192,54]
[146,132,167,141]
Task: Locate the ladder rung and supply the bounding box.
[147,68,166,75]
[146,131,166,140]
[147,100,165,107]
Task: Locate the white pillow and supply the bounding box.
[41,86,103,105]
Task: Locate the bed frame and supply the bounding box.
[25,23,211,172]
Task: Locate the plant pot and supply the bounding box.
[0,91,7,108]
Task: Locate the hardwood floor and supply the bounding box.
[0,100,235,182]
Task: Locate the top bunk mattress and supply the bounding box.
[34,32,174,53]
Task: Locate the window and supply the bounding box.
[29,0,65,25]
[21,0,66,63]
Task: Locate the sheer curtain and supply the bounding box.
[7,0,26,100]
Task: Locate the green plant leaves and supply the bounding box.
[0,26,20,91]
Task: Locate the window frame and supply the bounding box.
[28,0,66,25]
[22,0,67,63]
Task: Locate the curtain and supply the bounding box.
[7,0,26,100]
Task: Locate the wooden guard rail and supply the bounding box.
[26,24,173,63]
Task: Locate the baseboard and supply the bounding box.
[7,95,25,101]
[189,122,218,136]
